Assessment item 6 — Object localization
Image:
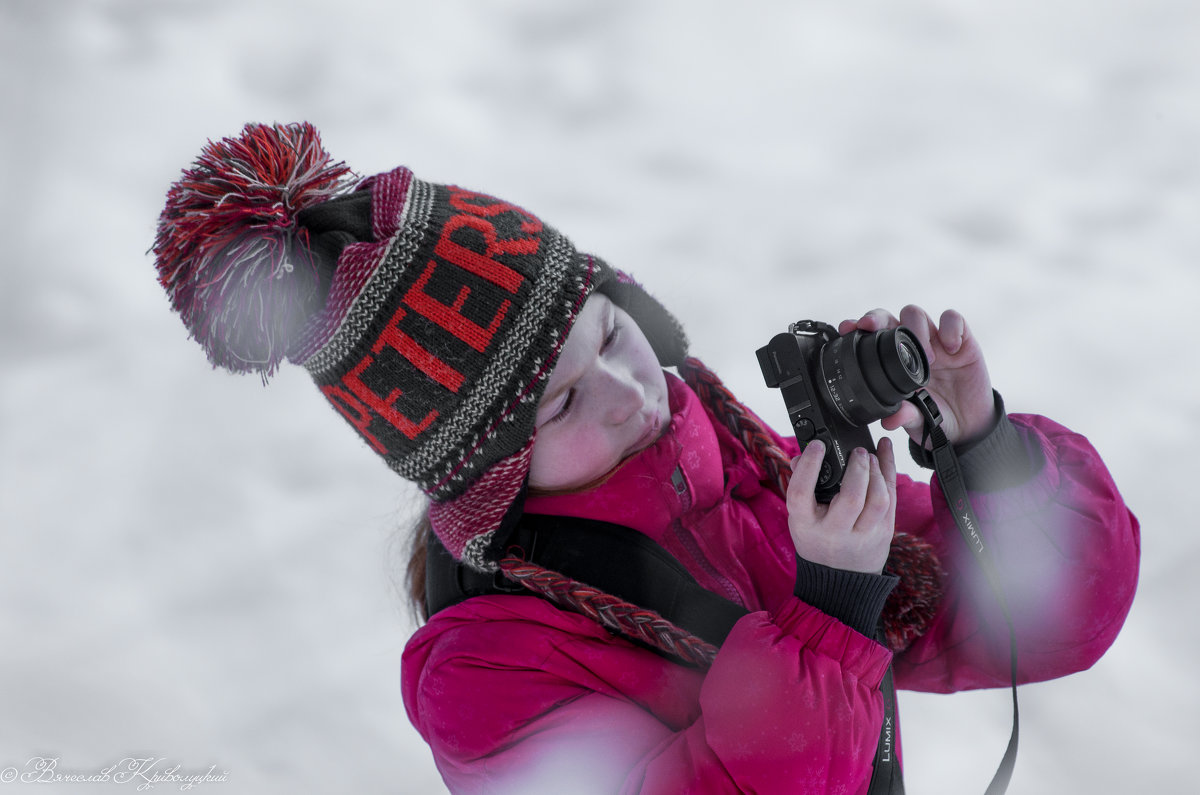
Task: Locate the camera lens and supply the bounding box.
[818,326,930,426]
[898,338,921,378]
[882,328,927,392]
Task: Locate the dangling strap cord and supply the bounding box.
[909,390,1019,795]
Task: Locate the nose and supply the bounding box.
[598,362,644,425]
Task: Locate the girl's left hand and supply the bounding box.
[839,305,997,447]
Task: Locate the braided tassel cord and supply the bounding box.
[498,556,718,668]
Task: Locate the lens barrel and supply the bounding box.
[818,326,930,426]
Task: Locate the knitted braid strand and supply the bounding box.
[498,556,718,667]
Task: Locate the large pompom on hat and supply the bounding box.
[154,122,687,570]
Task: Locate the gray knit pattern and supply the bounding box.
[462,533,499,573]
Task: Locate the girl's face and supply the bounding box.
[529,292,669,492]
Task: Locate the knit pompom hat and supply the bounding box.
[154,122,686,570]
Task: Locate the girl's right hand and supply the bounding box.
[786,437,897,574]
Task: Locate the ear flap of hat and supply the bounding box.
[598,274,689,367]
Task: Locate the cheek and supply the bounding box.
[529,426,584,488]
[528,424,621,491]
[647,361,668,397]
[636,357,668,409]
[630,337,666,395]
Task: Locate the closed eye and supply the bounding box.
[603,320,620,351]
[540,304,618,428]
[544,388,575,425]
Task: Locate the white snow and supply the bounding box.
[2,0,1195,792]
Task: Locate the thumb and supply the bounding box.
[787,440,825,516]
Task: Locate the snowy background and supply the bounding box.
[2,0,1196,792]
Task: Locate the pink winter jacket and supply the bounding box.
[401,374,1140,794]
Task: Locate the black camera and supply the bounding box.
[756,321,930,502]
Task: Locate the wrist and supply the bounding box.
[907,391,1043,491]
[794,555,899,638]
[955,398,1002,448]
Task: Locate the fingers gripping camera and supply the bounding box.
[757,321,929,502]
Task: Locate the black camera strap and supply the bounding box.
[908,390,1019,795]
[425,514,750,651]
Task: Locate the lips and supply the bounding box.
[631,407,664,454]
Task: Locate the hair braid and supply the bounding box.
[497,556,718,668]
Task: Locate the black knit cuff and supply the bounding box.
[794,556,899,638]
[908,391,1043,492]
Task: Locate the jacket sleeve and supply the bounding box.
[892,412,1140,691]
[403,596,893,794]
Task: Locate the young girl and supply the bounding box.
[154,122,1139,794]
